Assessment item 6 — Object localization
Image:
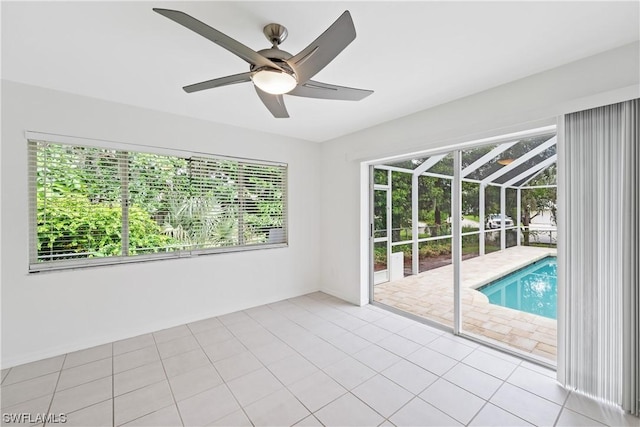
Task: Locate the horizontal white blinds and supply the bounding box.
[29,140,287,271]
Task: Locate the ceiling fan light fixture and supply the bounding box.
[251,69,297,95]
[497,158,515,166]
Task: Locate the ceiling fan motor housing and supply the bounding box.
[253,48,297,79]
[256,47,292,62]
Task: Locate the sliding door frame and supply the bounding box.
[367,125,558,368]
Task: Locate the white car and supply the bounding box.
[486,214,514,229]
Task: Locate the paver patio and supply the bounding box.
[374,246,558,362]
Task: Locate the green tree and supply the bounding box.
[520,165,557,245]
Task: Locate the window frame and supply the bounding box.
[27,131,288,273]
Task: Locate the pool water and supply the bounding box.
[478,257,557,319]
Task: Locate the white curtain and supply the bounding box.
[558,98,639,415]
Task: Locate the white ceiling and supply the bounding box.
[2,1,638,142]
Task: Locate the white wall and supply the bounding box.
[1,81,322,367]
[319,42,640,305]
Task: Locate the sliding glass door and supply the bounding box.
[369,127,558,364]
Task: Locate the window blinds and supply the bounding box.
[558,98,639,416]
[28,137,287,271]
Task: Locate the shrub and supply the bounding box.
[37,194,174,259]
[419,241,451,258]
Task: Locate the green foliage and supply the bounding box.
[391,171,412,237]
[419,241,451,258]
[36,144,120,200]
[374,168,388,185]
[37,194,173,259]
[128,205,178,254]
[373,245,387,267]
[162,193,238,248]
[127,152,191,220]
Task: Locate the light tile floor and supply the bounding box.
[1,292,637,427]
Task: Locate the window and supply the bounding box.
[28,135,287,271]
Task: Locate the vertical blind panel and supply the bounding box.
[560,98,639,415]
[29,140,288,270]
[621,99,639,416]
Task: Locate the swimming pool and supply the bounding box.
[478,256,557,319]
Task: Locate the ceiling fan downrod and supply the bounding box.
[263,23,288,47]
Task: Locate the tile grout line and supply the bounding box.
[150,330,186,427]
[42,353,66,427]
[306,298,452,424]
[257,298,386,424]
[464,365,524,427]
[0,367,11,386]
[187,321,255,426]
[309,300,512,426]
[382,393,433,426]
[286,295,348,427]
[239,303,335,425]
[287,298,411,424]
[415,359,501,426]
[0,360,66,389]
[346,305,514,413]
[554,390,612,427]
[111,335,177,426]
[472,355,518,424]
[476,361,568,427]
[111,345,158,379]
[249,300,354,425]
[152,309,297,425]
[552,391,573,426]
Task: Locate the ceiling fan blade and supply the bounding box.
[153,8,284,71]
[289,11,356,84]
[183,72,252,93]
[254,87,289,118]
[289,80,373,101]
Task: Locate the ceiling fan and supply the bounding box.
[153,8,373,118]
